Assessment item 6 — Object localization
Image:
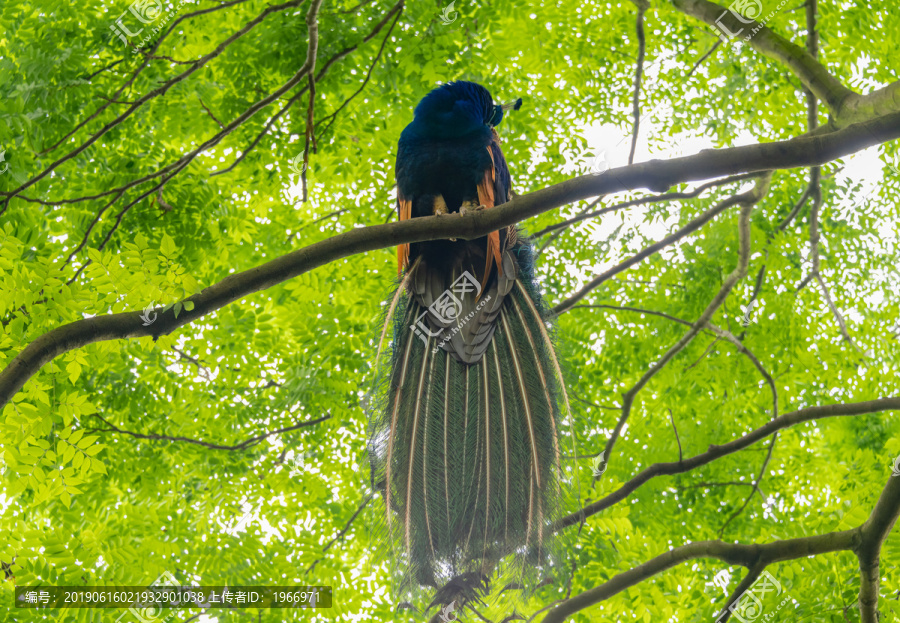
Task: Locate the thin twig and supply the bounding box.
[668,408,683,462]
[87,412,330,451]
[198,96,225,128]
[686,40,721,78]
[628,1,649,165]
[305,493,373,574]
[532,171,761,239]
[553,182,766,315]
[776,180,813,231]
[61,189,126,268]
[314,5,402,142]
[214,0,405,178]
[2,0,305,212]
[288,208,351,243]
[718,433,778,536]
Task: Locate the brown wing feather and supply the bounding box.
[397,195,412,275]
[476,147,503,293]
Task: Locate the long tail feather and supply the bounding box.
[368,236,569,606]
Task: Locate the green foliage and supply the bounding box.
[1,0,899,621]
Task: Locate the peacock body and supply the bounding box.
[367,81,570,613]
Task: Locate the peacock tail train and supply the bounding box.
[367,236,573,607]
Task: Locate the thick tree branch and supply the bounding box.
[545,467,900,622]
[2,113,900,408]
[856,470,900,621]
[541,530,856,622]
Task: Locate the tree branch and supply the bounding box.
[2,112,899,408]
[0,0,308,213]
[211,0,405,178]
[86,412,330,451]
[305,493,374,575]
[553,396,900,531]
[531,172,761,239]
[627,0,650,165]
[670,0,856,117]
[595,176,768,485]
[541,531,855,622]
[545,464,900,621]
[62,0,327,270]
[856,469,900,621]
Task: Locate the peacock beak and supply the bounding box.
[500,98,523,112]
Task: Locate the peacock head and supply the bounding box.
[411,81,522,138]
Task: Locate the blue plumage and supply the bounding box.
[396,81,515,217]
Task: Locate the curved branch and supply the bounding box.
[541,531,856,622]
[552,190,749,315]
[671,0,855,116]
[64,0,328,268]
[86,413,330,451]
[530,172,761,239]
[213,0,405,177]
[595,176,768,487]
[545,468,900,621]
[553,396,900,531]
[856,472,900,621]
[1,112,899,408]
[0,0,308,212]
[314,4,402,142]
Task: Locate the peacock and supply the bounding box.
[367,81,572,617]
